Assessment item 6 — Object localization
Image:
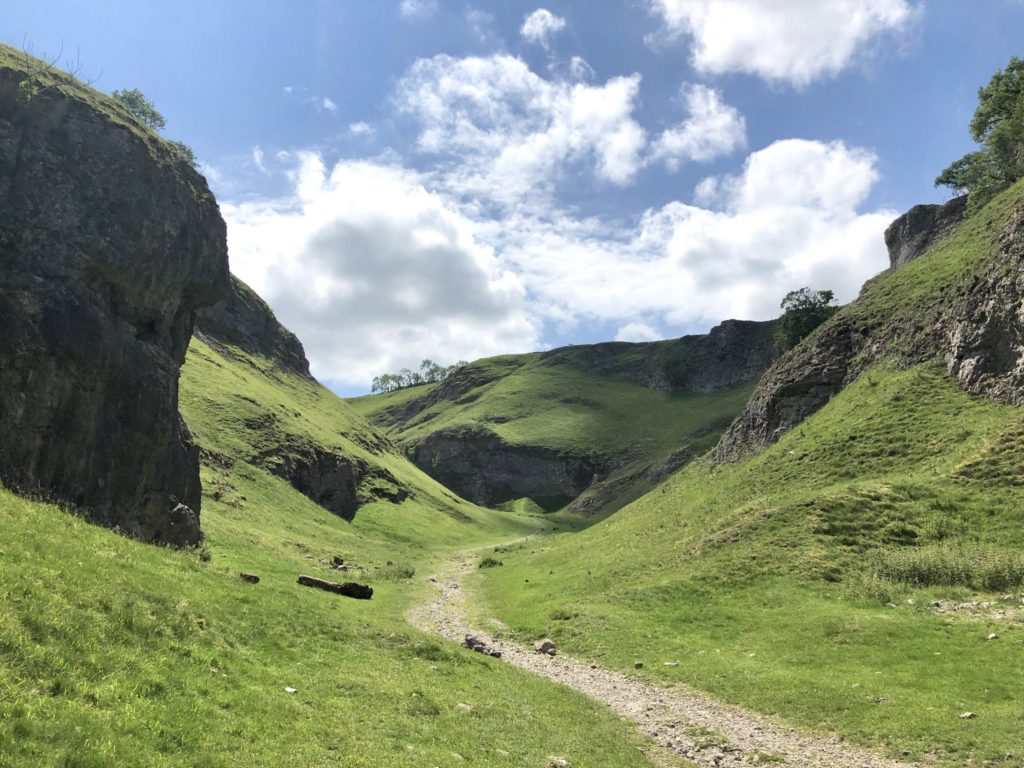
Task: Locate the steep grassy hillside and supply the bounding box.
[477,184,1024,766]
[351,323,773,519]
[0,336,679,767]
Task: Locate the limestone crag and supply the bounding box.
[884,195,967,269]
[195,274,311,378]
[0,58,229,545]
[409,426,599,509]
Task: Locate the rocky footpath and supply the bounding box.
[410,553,914,768]
[717,193,1024,462]
[195,274,311,378]
[409,426,598,509]
[0,55,229,545]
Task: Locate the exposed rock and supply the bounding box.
[464,634,502,658]
[885,195,967,270]
[409,426,599,509]
[296,574,373,599]
[195,274,311,378]
[255,433,409,520]
[240,572,260,584]
[717,198,1024,462]
[535,638,557,656]
[0,51,229,545]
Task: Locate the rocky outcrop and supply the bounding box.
[195,274,311,378]
[885,195,967,269]
[716,196,1024,463]
[945,207,1024,402]
[409,427,599,509]
[0,55,229,545]
[256,438,408,520]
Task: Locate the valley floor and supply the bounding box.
[412,550,913,768]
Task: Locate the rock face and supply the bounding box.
[0,59,229,544]
[884,195,967,270]
[409,427,599,509]
[716,196,1024,463]
[260,442,408,520]
[195,274,311,378]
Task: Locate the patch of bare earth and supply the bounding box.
[409,554,919,768]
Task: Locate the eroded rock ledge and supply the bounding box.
[0,57,229,545]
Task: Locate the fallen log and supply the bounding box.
[297,575,373,600]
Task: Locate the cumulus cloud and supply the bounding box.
[348,121,374,137]
[396,54,647,200]
[651,84,746,171]
[222,156,538,387]
[647,0,918,86]
[521,8,567,48]
[399,0,438,20]
[615,322,661,342]
[488,139,894,329]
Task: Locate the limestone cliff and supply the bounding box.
[0,48,229,545]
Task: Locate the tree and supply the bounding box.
[112,88,166,130]
[775,288,836,351]
[936,57,1024,212]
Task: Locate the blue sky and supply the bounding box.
[5,1,1023,393]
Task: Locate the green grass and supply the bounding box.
[0,337,678,767]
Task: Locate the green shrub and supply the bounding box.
[478,557,503,569]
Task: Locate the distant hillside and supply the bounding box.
[350,319,778,518]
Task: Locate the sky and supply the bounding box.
[4,1,1024,394]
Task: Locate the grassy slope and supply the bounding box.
[478,184,1024,766]
[350,350,755,518]
[0,337,678,768]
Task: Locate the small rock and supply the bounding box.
[987,633,999,641]
[634,660,644,669]
[455,702,473,713]
[332,555,345,567]
[546,758,571,768]
[428,576,438,583]
[284,686,297,694]
[959,711,977,720]
[239,572,260,584]
[663,661,679,667]
[535,638,557,656]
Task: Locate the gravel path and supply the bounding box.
[409,552,918,768]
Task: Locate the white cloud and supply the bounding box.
[348,121,375,137]
[647,0,918,86]
[569,56,594,81]
[521,8,567,48]
[399,0,438,20]
[252,146,267,174]
[488,139,893,329]
[282,85,294,95]
[396,54,647,201]
[322,97,338,113]
[651,84,746,171]
[615,322,661,342]
[221,155,538,387]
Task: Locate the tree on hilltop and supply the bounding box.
[936,57,1024,211]
[775,288,836,351]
